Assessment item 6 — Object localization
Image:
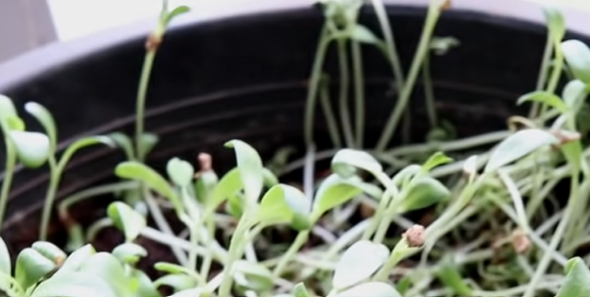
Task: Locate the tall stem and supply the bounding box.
[319,77,342,148]
[135,50,157,161]
[351,40,365,147]
[369,0,406,89]
[0,141,16,230]
[145,191,188,265]
[272,230,310,277]
[376,3,442,151]
[39,157,59,241]
[539,39,564,120]
[362,173,398,240]
[529,33,553,118]
[199,218,216,281]
[218,219,250,297]
[422,54,437,127]
[304,26,331,147]
[337,39,355,147]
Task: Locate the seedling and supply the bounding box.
[1,0,590,297]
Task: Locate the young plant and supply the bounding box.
[21,101,115,241]
[0,237,119,297]
[134,0,189,161]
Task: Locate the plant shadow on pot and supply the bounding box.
[0,3,588,282]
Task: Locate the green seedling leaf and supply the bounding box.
[15,248,58,290]
[154,274,197,292]
[484,129,559,173]
[30,271,118,297]
[312,173,363,220]
[195,170,219,203]
[562,40,590,84]
[107,201,147,242]
[542,6,566,44]
[554,257,590,297]
[155,262,193,275]
[225,139,264,203]
[332,240,390,290]
[8,131,50,168]
[421,152,453,172]
[78,252,130,296]
[115,161,182,212]
[435,257,472,296]
[108,132,135,160]
[55,244,96,275]
[430,36,460,55]
[517,91,567,113]
[0,97,24,131]
[209,167,242,211]
[112,243,148,265]
[292,282,312,297]
[334,281,402,297]
[562,80,588,109]
[332,149,383,178]
[138,133,159,160]
[226,194,244,219]
[399,177,450,213]
[130,268,161,297]
[392,164,422,187]
[263,167,279,187]
[32,241,66,263]
[0,95,18,120]
[561,139,584,172]
[395,276,412,295]
[2,116,25,132]
[256,184,311,230]
[350,24,379,44]
[163,5,191,27]
[24,102,58,151]
[167,157,195,188]
[0,238,10,276]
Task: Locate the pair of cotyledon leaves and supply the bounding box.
[0,96,115,170]
[0,237,158,297]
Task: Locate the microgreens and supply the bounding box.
[1,0,590,297]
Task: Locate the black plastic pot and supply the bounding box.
[0,1,588,258]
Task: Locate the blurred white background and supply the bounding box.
[46,0,589,41]
[47,0,195,41]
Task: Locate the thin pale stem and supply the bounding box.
[145,191,188,265]
[422,54,437,127]
[319,77,342,148]
[200,218,216,281]
[135,50,157,161]
[337,38,355,147]
[272,230,310,277]
[369,0,406,88]
[304,26,331,146]
[376,3,442,151]
[39,157,59,241]
[218,218,250,297]
[529,34,553,118]
[351,40,365,147]
[0,140,16,230]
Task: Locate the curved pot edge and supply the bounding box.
[0,0,587,93]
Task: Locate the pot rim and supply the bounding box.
[0,0,587,92]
